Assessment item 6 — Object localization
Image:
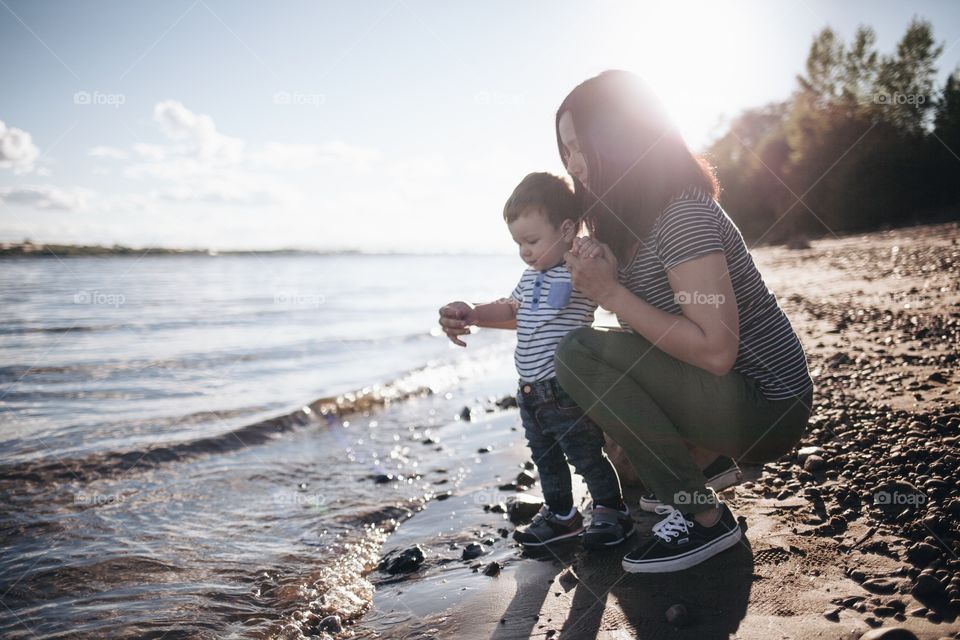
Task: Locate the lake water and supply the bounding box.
[0,253,525,638]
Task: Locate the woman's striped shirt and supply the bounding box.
[616,187,813,401]
[510,264,596,382]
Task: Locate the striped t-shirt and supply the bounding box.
[617,187,813,401]
[510,264,596,382]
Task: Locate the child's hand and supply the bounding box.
[438,301,475,347]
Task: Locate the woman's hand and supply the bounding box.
[438,301,475,347]
[564,240,622,307]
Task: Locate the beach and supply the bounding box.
[1,223,958,639]
[350,222,960,640]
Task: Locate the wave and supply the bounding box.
[0,370,438,486]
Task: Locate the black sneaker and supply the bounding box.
[621,502,742,573]
[582,506,635,548]
[638,456,743,513]
[513,506,584,547]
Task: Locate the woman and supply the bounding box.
[553,70,813,573]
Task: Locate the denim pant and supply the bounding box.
[517,376,624,513]
[555,327,813,514]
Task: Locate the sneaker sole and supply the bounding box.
[583,521,637,549]
[515,527,585,547]
[621,524,742,573]
[638,467,744,513]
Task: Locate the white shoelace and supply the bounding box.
[650,505,694,542]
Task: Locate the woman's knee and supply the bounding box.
[554,327,596,387]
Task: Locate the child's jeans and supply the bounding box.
[517,376,624,514]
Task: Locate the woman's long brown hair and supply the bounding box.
[556,70,719,263]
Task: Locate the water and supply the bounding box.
[0,253,523,639]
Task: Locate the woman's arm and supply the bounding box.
[565,245,739,376]
[438,300,517,347]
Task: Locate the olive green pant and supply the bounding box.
[554,327,813,514]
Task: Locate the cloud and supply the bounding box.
[254,141,381,171]
[153,100,243,163]
[0,120,40,173]
[89,146,129,160]
[0,185,91,210]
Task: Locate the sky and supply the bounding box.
[2,0,959,253]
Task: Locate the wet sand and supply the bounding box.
[347,222,959,639]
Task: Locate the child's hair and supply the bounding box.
[503,172,580,229]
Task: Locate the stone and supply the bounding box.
[803,454,826,473]
[905,541,940,566]
[823,607,841,621]
[515,469,537,488]
[506,494,543,523]
[318,615,342,633]
[862,578,897,594]
[380,545,425,574]
[859,628,918,640]
[462,542,485,560]
[482,561,501,576]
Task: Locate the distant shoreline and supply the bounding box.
[0,243,365,258]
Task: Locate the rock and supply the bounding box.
[911,573,942,597]
[318,614,342,633]
[664,603,688,627]
[374,474,394,484]
[462,542,485,560]
[873,605,896,617]
[496,395,518,409]
[797,445,823,462]
[435,491,452,501]
[861,578,897,594]
[506,494,543,523]
[459,406,472,421]
[905,541,939,566]
[858,628,918,640]
[482,561,501,576]
[803,454,826,472]
[515,469,537,488]
[380,545,425,574]
[477,446,492,454]
[823,607,841,621]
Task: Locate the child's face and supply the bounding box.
[507,207,575,271]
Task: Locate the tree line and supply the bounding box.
[707,17,960,245]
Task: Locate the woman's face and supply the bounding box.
[558,111,589,190]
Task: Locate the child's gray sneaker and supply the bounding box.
[513,506,584,547]
[639,456,744,513]
[583,505,635,548]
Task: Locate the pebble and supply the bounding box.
[506,495,543,523]
[664,603,688,627]
[803,454,826,472]
[515,470,537,487]
[861,578,897,594]
[823,607,841,621]
[380,545,425,574]
[905,541,940,566]
[859,628,918,640]
[318,614,342,634]
[482,561,501,576]
[462,542,485,560]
